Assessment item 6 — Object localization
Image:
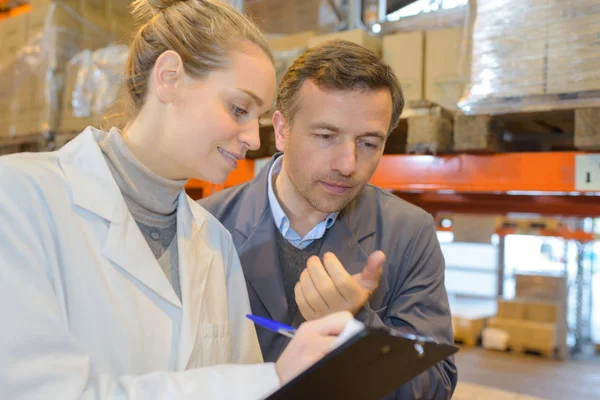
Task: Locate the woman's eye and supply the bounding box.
[233,105,248,118]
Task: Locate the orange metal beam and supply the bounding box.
[0,3,30,19]
[186,152,600,216]
[186,159,255,191]
[371,152,587,193]
[397,192,600,218]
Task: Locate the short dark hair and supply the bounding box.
[276,39,404,133]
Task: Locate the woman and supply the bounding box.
[0,0,351,398]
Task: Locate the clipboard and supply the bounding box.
[266,327,458,400]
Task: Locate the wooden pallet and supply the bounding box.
[0,134,47,155]
[454,107,600,153]
[210,103,600,157]
[404,104,454,155]
[454,335,479,347]
[508,345,555,359]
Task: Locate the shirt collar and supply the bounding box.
[267,155,338,238]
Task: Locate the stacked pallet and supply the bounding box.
[0,0,137,153]
[487,299,561,358]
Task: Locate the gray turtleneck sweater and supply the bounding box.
[98,128,187,301]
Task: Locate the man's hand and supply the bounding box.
[294,251,386,321]
[275,311,353,385]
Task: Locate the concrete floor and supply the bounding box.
[455,346,600,400]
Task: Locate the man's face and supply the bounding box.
[275,80,393,213]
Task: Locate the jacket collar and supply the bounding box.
[235,153,377,242]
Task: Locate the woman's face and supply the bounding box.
[158,47,276,183]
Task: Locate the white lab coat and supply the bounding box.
[0,128,280,399]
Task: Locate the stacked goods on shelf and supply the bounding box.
[424,27,468,112]
[267,30,316,88]
[487,299,560,358]
[307,28,382,56]
[382,31,424,107]
[0,2,82,139]
[459,0,600,115]
[244,0,340,35]
[246,31,318,158]
[485,273,568,359]
[0,1,136,144]
[0,8,28,61]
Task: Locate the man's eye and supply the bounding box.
[316,134,333,140]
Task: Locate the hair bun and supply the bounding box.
[131,0,188,23]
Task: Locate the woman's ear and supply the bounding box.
[151,50,184,104]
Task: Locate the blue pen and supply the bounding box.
[246,314,296,338]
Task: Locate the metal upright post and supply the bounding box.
[348,0,367,30]
[573,242,585,353]
[496,234,506,297]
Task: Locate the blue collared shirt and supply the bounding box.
[267,156,338,249]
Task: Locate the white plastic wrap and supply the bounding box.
[62,44,128,132]
[459,0,600,115]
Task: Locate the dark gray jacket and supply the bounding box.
[199,154,457,399]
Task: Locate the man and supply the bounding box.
[200,40,457,399]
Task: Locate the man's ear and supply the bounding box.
[273,110,287,152]
[151,50,184,104]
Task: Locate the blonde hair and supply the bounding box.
[126,0,273,115]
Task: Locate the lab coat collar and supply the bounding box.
[57,128,212,312]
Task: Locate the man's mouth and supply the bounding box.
[320,181,353,194]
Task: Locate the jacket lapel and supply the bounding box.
[337,188,389,309]
[58,128,182,308]
[176,194,214,369]
[235,155,288,322]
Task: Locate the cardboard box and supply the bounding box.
[487,317,526,350]
[29,0,53,7]
[80,0,113,50]
[0,13,29,60]
[515,273,566,301]
[28,5,49,40]
[452,315,487,345]
[521,321,556,353]
[268,30,317,52]
[452,214,497,244]
[108,0,137,42]
[497,299,526,320]
[383,31,424,104]
[425,27,465,110]
[547,13,600,94]
[308,29,382,57]
[525,301,560,324]
[245,0,337,35]
[267,31,317,87]
[81,0,109,26]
